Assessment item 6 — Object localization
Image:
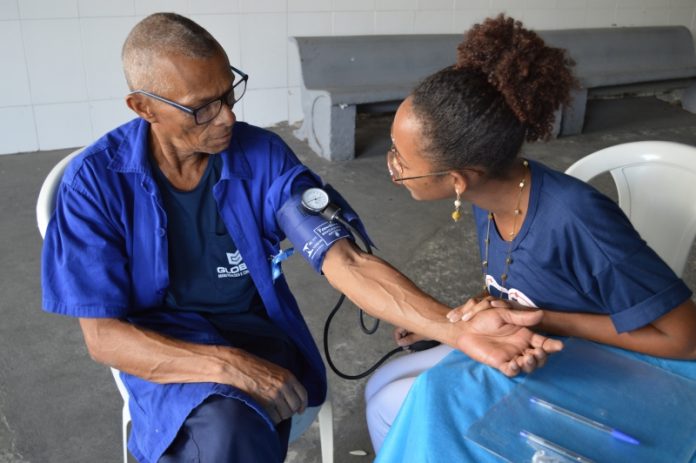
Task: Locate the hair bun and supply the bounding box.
[456,14,577,141]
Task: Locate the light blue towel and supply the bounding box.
[376,339,696,463]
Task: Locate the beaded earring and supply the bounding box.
[452,190,462,222]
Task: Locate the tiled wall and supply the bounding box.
[1,0,696,155]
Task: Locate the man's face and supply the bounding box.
[146,51,237,156]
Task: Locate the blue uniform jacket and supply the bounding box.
[41,118,341,462]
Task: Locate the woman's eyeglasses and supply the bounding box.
[387,145,451,183]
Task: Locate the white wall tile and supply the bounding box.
[0,21,32,106]
[89,99,135,139]
[19,0,78,19]
[192,15,242,70]
[414,10,453,33]
[375,11,414,34]
[333,11,374,34]
[287,86,303,123]
[517,0,557,7]
[525,9,588,29]
[490,0,518,10]
[288,11,332,35]
[239,14,287,89]
[585,7,618,26]
[453,10,492,32]
[287,42,302,87]
[81,17,136,100]
[239,0,287,13]
[189,0,240,14]
[0,106,37,154]
[557,0,587,8]
[134,0,189,16]
[377,0,417,10]
[618,0,669,7]
[669,7,696,27]
[332,0,374,11]
[289,0,332,11]
[587,0,611,8]
[22,19,88,104]
[616,6,671,25]
[241,88,288,126]
[417,0,452,10]
[78,0,135,17]
[0,0,19,20]
[454,0,490,9]
[34,102,92,150]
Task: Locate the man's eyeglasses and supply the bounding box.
[387,144,451,183]
[129,65,249,125]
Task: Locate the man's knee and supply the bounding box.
[160,395,289,463]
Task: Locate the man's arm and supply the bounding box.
[321,239,563,376]
[78,317,307,423]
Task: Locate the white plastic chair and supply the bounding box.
[565,140,696,277]
[37,147,335,463]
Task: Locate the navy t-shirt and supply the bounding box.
[152,154,260,315]
[474,159,691,333]
[152,155,295,347]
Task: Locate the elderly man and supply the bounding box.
[41,12,561,463]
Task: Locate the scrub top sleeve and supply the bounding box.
[591,246,692,333]
[42,182,131,318]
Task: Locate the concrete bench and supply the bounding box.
[540,26,696,137]
[293,26,696,161]
[291,34,460,161]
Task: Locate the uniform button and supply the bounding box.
[158,227,166,237]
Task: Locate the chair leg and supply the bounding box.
[122,406,129,463]
[318,398,334,463]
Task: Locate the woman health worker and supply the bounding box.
[365,14,696,458]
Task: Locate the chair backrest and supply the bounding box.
[36,147,84,238]
[565,140,696,277]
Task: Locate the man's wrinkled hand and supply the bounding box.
[454,308,563,377]
[233,352,308,424]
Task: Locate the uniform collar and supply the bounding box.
[107,118,252,180]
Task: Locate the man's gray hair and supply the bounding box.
[122,12,222,92]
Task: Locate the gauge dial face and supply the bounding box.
[301,188,330,212]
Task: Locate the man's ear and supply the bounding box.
[125,94,157,123]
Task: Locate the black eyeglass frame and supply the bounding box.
[129,65,249,125]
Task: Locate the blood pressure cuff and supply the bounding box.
[276,183,373,274]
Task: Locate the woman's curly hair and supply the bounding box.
[411,14,578,175]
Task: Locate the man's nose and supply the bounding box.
[215,102,236,126]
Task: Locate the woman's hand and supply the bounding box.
[393,326,428,348]
[446,295,514,323]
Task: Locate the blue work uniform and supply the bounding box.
[41,118,351,462]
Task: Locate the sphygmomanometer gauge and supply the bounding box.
[301,187,330,214]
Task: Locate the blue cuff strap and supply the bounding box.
[276,193,352,274]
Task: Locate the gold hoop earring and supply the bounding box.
[452,191,462,222]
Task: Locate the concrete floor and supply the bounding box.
[2,95,696,463]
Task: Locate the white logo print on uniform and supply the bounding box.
[217,250,249,278]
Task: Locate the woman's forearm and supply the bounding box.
[540,299,696,359]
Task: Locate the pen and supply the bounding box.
[530,396,640,445]
[520,430,596,463]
